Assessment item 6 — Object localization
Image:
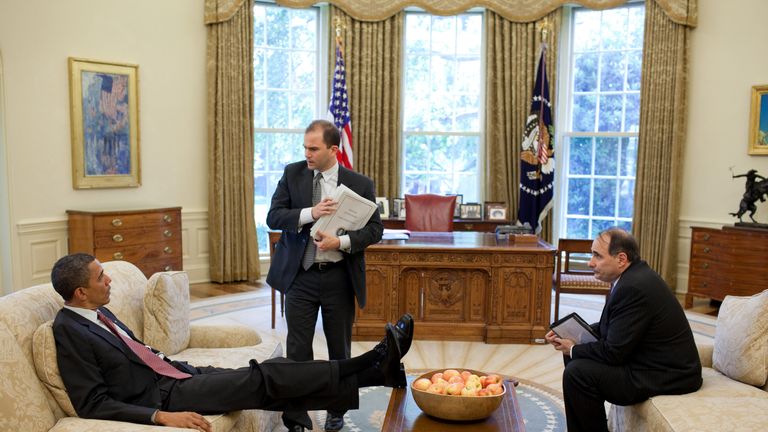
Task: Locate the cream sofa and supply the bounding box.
[609,290,768,431]
[0,260,281,432]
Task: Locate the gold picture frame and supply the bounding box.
[68,57,140,188]
[749,84,768,155]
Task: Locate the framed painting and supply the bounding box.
[68,57,140,188]
[749,84,768,155]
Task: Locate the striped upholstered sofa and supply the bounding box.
[0,260,280,432]
[609,290,768,431]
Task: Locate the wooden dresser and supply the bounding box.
[687,225,768,307]
[67,207,182,278]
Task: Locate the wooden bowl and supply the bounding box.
[410,369,506,421]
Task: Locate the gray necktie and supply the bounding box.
[301,172,323,270]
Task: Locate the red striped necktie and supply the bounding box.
[96,310,191,380]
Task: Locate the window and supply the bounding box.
[401,13,483,202]
[253,3,324,252]
[558,4,645,238]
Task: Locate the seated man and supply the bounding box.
[51,253,413,432]
[545,228,702,432]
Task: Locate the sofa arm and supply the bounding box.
[50,416,209,431]
[188,323,262,348]
[697,342,714,368]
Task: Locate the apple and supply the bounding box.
[477,388,490,396]
[442,369,460,381]
[446,382,464,395]
[461,385,479,396]
[479,376,490,388]
[448,375,464,384]
[430,372,444,384]
[486,374,502,385]
[427,382,446,394]
[413,378,431,391]
[486,383,504,395]
[460,370,472,381]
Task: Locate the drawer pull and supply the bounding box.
[703,247,710,253]
[163,246,173,254]
[163,230,172,238]
[111,218,123,227]
[163,214,173,223]
[112,234,124,243]
[465,224,474,230]
[164,265,172,271]
[702,233,710,241]
[113,252,124,260]
[702,282,708,288]
[702,263,709,269]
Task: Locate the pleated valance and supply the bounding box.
[272,0,696,26]
[204,0,248,24]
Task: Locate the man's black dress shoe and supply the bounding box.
[324,413,344,431]
[380,323,407,388]
[287,424,305,432]
[393,313,414,356]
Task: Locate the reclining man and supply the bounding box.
[51,253,414,432]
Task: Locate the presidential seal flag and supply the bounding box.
[327,40,354,169]
[517,47,554,234]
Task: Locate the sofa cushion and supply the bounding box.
[713,290,768,387]
[0,320,57,432]
[143,272,190,355]
[32,321,78,417]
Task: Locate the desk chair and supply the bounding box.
[404,194,457,232]
[553,238,611,321]
[268,231,284,329]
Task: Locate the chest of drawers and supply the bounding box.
[67,207,182,278]
[686,225,768,307]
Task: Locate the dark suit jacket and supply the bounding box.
[53,307,198,424]
[572,260,702,396]
[266,161,383,308]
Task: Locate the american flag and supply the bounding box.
[517,47,555,234]
[327,43,353,169]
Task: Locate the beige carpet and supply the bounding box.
[190,290,717,430]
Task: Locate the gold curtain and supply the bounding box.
[205,0,260,282]
[330,7,403,198]
[632,0,690,288]
[484,10,561,242]
[277,0,696,26]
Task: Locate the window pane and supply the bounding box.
[566,218,590,238]
[569,137,594,175]
[600,51,626,91]
[593,179,617,216]
[597,94,623,132]
[618,179,635,218]
[404,173,428,195]
[573,10,600,51]
[290,10,316,49]
[594,137,619,176]
[291,52,315,90]
[591,219,616,237]
[628,6,645,49]
[626,50,642,90]
[574,53,598,92]
[266,91,289,128]
[567,178,591,215]
[266,8,290,47]
[620,137,638,177]
[624,93,640,132]
[573,94,597,132]
[267,51,289,88]
[290,92,314,128]
[404,135,429,171]
[600,8,628,50]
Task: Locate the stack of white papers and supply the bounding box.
[310,184,377,238]
[382,229,411,240]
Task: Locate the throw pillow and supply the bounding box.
[713,290,768,387]
[143,272,190,355]
[31,321,77,417]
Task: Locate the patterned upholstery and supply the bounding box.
[608,290,768,432]
[0,260,279,432]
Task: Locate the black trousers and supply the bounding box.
[282,263,355,428]
[159,358,358,414]
[562,357,648,432]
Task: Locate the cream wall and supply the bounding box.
[0,0,766,293]
[677,0,768,292]
[0,0,210,291]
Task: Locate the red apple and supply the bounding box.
[486,383,503,395]
[486,374,502,385]
[442,369,460,381]
[477,388,490,396]
[446,382,464,395]
[461,385,479,396]
[413,378,431,391]
[448,375,464,384]
[480,376,490,388]
[430,372,444,384]
[460,370,472,382]
[427,382,446,394]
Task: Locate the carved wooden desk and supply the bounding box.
[356,232,555,344]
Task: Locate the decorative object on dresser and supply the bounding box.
[686,226,768,308]
[67,207,182,278]
[729,168,768,224]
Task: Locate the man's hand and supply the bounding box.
[155,410,212,432]
[311,198,337,220]
[545,330,576,356]
[313,230,341,251]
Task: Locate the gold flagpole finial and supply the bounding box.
[538,19,550,43]
[334,17,343,41]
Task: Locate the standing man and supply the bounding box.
[545,228,702,432]
[267,119,384,432]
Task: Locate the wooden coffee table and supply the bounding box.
[381,378,526,431]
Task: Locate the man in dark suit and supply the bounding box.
[266,120,383,431]
[545,228,702,432]
[51,253,411,432]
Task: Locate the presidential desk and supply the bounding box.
[355,232,555,344]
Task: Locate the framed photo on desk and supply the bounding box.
[375,197,389,218]
[460,203,482,220]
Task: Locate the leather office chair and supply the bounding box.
[553,238,611,321]
[268,231,284,329]
[404,194,457,232]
